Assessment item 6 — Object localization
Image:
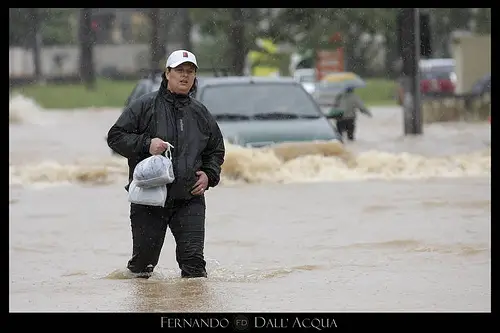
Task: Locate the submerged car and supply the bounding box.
[116,75,343,150]
[195,76,342,147]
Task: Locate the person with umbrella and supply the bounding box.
[321,72,372,141]
[333,85,372,141]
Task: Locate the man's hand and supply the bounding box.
[191,171,209,196]
[149,138,170,155]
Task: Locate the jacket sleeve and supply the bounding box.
[200,111,225,189]
[107,99,152,159]
[354,95,372,116]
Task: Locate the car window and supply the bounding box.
[199,83,323,117]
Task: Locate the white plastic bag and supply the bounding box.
[133,148,175,188]
[128,180,168,207]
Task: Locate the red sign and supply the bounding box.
[315,48,345,81]
[329,32,342,43]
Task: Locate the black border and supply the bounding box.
[9,7,493,329]
[7,312,493,330]
[8,312,492,332]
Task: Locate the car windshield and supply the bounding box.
[199,83,322,119]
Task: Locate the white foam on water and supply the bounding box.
[9,95,491,188]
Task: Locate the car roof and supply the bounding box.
[420,58,455,65]
[420,58,455,69]
[294,68,315,76]
[136,75,301,97]
[198,76,298,87]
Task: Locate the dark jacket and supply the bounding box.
[107,76,225,200]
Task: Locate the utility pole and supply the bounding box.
[30,8,43,83]
[398,8,422,135]
[149,8,162,78]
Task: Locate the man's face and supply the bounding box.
[166,63,197,95]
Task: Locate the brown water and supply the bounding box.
[9,94,491,312]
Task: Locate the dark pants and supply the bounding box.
[336,118,356,141]
[127,196,207,278]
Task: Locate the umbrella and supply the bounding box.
[320,72,366,89]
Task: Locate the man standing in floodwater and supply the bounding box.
[107,50,225,278]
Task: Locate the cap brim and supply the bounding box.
[168,60,198,69]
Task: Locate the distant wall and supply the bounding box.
[451,34,491,94]
[9,44,151,79]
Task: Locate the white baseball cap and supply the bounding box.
[165,50,198,69]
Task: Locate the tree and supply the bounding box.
[29,8,42,82]
[79,8,96,89]
[473,8,491,34]
[177,8,193,51]
[149,8,162,74]
[227,9,246,75]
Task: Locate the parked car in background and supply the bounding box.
[111,75,343,153]
[312,72,366,108]
[124,74,162,106]
[397,58,456,105]
[464,72,491,120]
[293,68,317,94]
[124,70,204,105]
[470,72,490,96]
[311,81,344,107]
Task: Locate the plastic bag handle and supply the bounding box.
[163,141,174,160]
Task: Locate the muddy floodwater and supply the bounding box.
[9,95,490,312]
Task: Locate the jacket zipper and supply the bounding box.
[178,115,188,188]
[171,109,179,180]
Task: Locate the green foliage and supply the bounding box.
[11,79,137,109]
[40,9,79,45]
[474,8,491,34]
[193,36,232,70]
[355,78,397,106]
[9,8,78,46]
[9,8,491,79]
[10,8,491,50]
